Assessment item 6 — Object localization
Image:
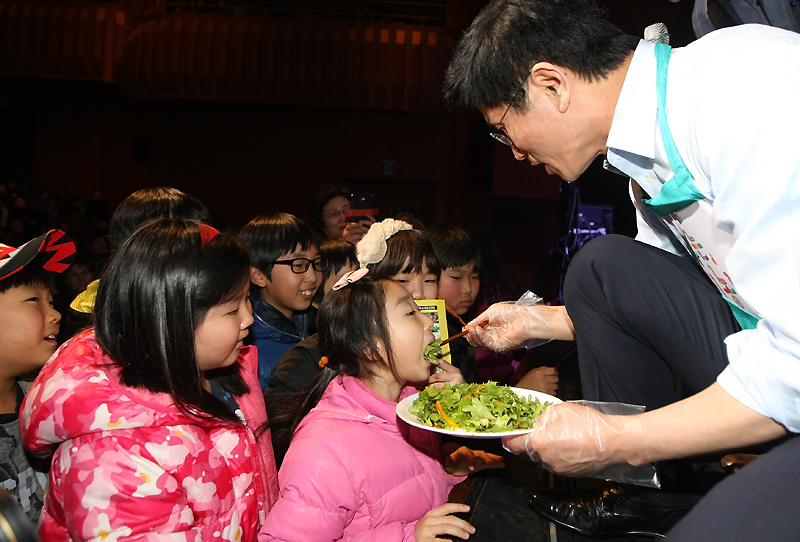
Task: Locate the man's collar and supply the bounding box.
[606,39,658,160]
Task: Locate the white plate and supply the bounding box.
[396,387,561,439]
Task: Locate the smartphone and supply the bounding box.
[345,193,379,223]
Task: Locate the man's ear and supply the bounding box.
[250,266,268,287]
[529,62,572,114]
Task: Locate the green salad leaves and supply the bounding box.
[423,339,442,365]
[409,382,552,433]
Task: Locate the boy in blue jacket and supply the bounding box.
[239,213,326,391]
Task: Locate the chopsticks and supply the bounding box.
[441,328,469,346]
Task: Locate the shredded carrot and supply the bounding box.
[464,384,487,400]
[435,400,461,429]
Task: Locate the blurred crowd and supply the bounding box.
[0,182,112,275]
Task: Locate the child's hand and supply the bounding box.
[427,359,465,387]
[415,503,475,542]
[516,366,559,395]
[444,446,505,476]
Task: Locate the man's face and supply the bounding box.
[481,91,599,182]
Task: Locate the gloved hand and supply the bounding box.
[502,401,658,487]
[465,302,551,352]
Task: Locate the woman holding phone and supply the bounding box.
[308,183,377,244]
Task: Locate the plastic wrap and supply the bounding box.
[503,400,660,488]
[515,291,554,350]
[467,291,552,352]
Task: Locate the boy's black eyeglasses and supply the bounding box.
[273,257,329,274]
[489,74,531,147]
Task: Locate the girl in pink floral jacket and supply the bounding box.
[20,219,279,541]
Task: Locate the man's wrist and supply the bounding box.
[611,414,651,467]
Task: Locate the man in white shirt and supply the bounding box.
[444,0,800,540]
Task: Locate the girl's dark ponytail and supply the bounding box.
[258,360,336,464]
[291,365,337,435]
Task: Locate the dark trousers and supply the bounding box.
[563,235,739,411]
[666,435,800,541]
[564,235,800,539]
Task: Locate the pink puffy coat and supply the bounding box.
[259,375,465,541]
[20,330,279,541]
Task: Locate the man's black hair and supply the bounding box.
[443,0,638,113]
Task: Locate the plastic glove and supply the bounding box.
[466,302,551,352]
[502,401,659,487]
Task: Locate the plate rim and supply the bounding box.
[396,386,562,439]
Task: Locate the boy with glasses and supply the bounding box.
[239,213,327,391]
[263,237,360,467]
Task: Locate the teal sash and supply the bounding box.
[641,43,706,215]
[643,42,759,331]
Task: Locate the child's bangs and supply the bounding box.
[373,230,441,278]
[0,257,53,294]
[320,237,358,281]
[239,213,319,275]
[425,224,482,272]
[295,227,320,254]
[272,226,318,259]
[217,268,251,305]
[200,234,251,308]
[440,249,480,273]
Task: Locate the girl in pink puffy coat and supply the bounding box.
[259,272,505,542]
[20,219,279,541]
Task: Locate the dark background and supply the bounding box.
[0,0,696,301]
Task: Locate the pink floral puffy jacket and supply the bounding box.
[20,330,279,542]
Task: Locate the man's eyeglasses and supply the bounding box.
[489,74,531,147]
[273,257,329,274]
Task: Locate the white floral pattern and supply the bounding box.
[20,330,279,541]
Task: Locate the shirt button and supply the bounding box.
[644,174,653,183]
